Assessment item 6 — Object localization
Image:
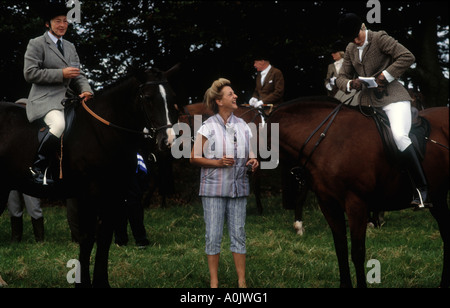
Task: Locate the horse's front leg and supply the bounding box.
[347,194,368,288]
[76,199,97,288]
[293,186,308,236]
[319,200,352,288]
[92,217,114,288]
[92,200,120,288]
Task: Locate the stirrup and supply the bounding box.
[412,188,432,211]
[29,167,54,186]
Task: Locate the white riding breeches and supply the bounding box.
[382,101,412,152]
[44,109,65,138]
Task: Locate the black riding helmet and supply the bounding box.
[338,13,363,43]
[331,40,346,53]
[42,0,69,25]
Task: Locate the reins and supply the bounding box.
[81,100,161,137]
[298,101,345,167]
[289,100,347,185]
[71,79,173,138]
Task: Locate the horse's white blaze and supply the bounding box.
[159,84,175,147]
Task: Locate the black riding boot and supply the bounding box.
[30,131,60,186]
[31,217,45,242]
[10,216,23,242]
[403,144,432,210]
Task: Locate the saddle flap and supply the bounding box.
[372,107,430,162]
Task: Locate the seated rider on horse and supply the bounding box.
[336,13,431,210]
[23,1,93,185]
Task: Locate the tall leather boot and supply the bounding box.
[10,216,23,242]
[31,217,45,242]
[403,144,432,210]
[30,130,60,186]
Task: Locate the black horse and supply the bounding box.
[0,65,179,287]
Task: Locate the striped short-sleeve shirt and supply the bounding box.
[197,114,253,197]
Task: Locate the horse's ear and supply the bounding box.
[128,66,147,83]
[164,63,181,80]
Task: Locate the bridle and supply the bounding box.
[137,80,174,139]
[79,79,174,139]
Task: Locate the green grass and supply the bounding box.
[0,189,445,288]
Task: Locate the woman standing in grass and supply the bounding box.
[190,78,259,288]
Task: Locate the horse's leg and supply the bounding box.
[429,193,450,288]
[319,200,352,287]
[0,274,6,287]
[76,198,97,288]
[0,191,8,216]
[293,186,307,236]
[346,196,368,288]
[92,218,113,288]
[92,199,119,288]
[280,161,304,233]
[253,168,263,215]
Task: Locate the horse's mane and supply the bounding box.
[94,67,166,103]
[94,74,139,99]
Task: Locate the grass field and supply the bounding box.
[0,160,446,288]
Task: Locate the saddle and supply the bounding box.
[366,106,430,162]
[17,97,79,141]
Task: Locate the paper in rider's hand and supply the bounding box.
[358,77,378,88]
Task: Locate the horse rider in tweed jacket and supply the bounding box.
[24,1,93,185]
[336,13,431,210]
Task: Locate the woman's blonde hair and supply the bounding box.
[204,78,231,114]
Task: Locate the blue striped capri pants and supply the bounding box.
[201,197,247,255]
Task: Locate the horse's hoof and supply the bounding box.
[293,221,305,236]
[0,275,7,287]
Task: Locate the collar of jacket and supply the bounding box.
[44,32,68,65]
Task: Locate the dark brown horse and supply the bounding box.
[267,96,449,288]
[0,66,179,287]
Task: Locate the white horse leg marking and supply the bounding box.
[293,220,305,236]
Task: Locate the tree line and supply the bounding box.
[0,1,448,107]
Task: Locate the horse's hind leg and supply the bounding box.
[429,194,450,288]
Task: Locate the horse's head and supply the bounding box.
[134,65,179,152]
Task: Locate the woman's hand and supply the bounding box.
[246,158,259,172]
[220,156,235,168]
